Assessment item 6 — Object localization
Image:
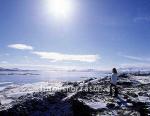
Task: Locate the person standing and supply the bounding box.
[110,68,118,97]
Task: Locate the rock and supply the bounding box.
[118,73,129,78]
[138,92,148,97]
[106,103,115,109]
[71,99,93,116]
[127,92,138,98]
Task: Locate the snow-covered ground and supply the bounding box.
[131,76,150,84]
[0,70,150,115]
[0,81,63,105]
[78,98,107,110]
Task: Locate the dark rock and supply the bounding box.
[84,78,94,83]
[132,102,150,116]
[118,73,129,78]
[106,103,115,109]
[71,99,94,116]
[138,92,148,97]
[127,92,138,98]
[117,81,133,86]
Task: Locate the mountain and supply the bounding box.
[0,67,21,71]
[118,67,150,72]
[0,67,34,71]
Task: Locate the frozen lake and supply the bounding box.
[0,70,108,86]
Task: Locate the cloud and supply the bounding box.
[120,54,150,62]
[32,51,100,62]
[120,63,150,68]
[8,44,33,50]
[122,55,143,61]
[7,44,100,63]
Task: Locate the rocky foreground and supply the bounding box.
[0,73,150,116]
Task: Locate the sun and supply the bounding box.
[47,0,73,19]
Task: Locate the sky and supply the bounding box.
[0,0,150,70]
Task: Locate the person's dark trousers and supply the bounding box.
[110,84,118,97]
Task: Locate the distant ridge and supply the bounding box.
[118,67,150,72]
[0,67,35,71]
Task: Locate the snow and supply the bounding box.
[86,101,106,109]
[0,82,13,85]
[0,86,7,91]
[89,78,99,84]
[130,76,150,84]
[78,98,107,110]
[0,81,63,105]
[62,92,77,101]
[138,96,150,102]
[1,99,13,105]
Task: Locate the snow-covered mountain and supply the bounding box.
[118,67,150,73]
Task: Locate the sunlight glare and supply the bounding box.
[47,0,73,19]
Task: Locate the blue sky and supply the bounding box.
[0,0,150,70]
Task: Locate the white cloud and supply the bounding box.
[120,54,150,62]
[32,51,100,62]
[120,63,150,68]
[8,44,33,50]
[7,44,100,63]
[122,55,143,61]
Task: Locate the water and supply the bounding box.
[0,70,108,86]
